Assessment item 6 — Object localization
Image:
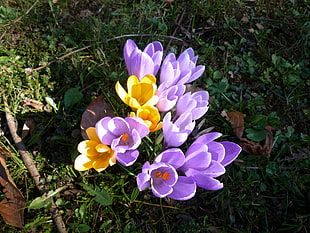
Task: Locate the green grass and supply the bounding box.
[0,0,309,232]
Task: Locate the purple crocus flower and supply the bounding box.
[95,116,149,166]
[162,112,195,148]
[124,39,163,80]
[159,49,205,88]
[156,47,205,112]
[137,148,196,200]
[156,84,185,112]
[179,132,242,190]
[174,91,209,121]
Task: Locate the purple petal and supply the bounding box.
[182,143,211,171]
[187,65,205,83]
[130,51,154,80]
[207,141,225,163]
[177,72,192,85]
[107,117,129,136]
[126,116,149,138]
[136,172,150,191]
[124,40,138,74]
[185,169,223,190]
[96,117,115,145]
[116,149,139,167]
[220,141,242,167]
[156,85,185,112]
[167,176,196,200]
[142,161,151,173]
[152,181,173,198]
[159,60,175,85]
[192,132,222,145]
[164,131,189,148]
[128,128,142,149]
[178,48,192,68]
[175,93,196,118]
[144,41,163,75]
[154,148,185,169]
[202,161,226,177]
[191,91,209,120]
[174,112,195,134]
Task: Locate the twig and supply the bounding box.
[223,14,243,39]
[28,34,183,73]
[4,98,45,192]
[3,96,68,233]
[31,45,93,72]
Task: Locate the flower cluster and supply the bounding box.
[74,39,242,200]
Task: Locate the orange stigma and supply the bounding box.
[121,134,129,141]
[155,171,170,180]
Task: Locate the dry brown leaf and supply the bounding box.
[80,95,115,139]
[21,119,36,140]
[222,111,246,138]
[185,84,205,93]
[0,156,26,228]
[241,16,249,23]
[255,23,264,30]
[240,126,274,155]
[22,98,45,110]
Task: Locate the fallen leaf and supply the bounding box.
[241,16,249,23]
[255,23,264,30]
[185,84,205,93]
[240,126,274,155]
[22,98,45,110]
[21,119,36,140]
[80,95,115,139]
[222,111,246,138]
[0,155,26,228]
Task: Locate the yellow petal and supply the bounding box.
[95,144,111,153]
[127,75,139,94]
[135,106,162,132]
[109,154,117,166]
[151,121,162,132]
[141,74,156,84]
[77,140,99,156]
[86,127,100,143]
[144,95,159,106]
[92,158,110,172]
[74,154,93,171]
[115,81,128,103]
[125,96,142,110]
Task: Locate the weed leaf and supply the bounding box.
[28,193,53,210]
[245,128,267,142]
[81,183,112,206]
[45,97,59,111]
[240,126,274,155]
[28,186,67,209]
[64,87,83,108]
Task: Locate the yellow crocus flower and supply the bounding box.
[130,106,162,132]
[74,127,116,172]
[115,75,159,111]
